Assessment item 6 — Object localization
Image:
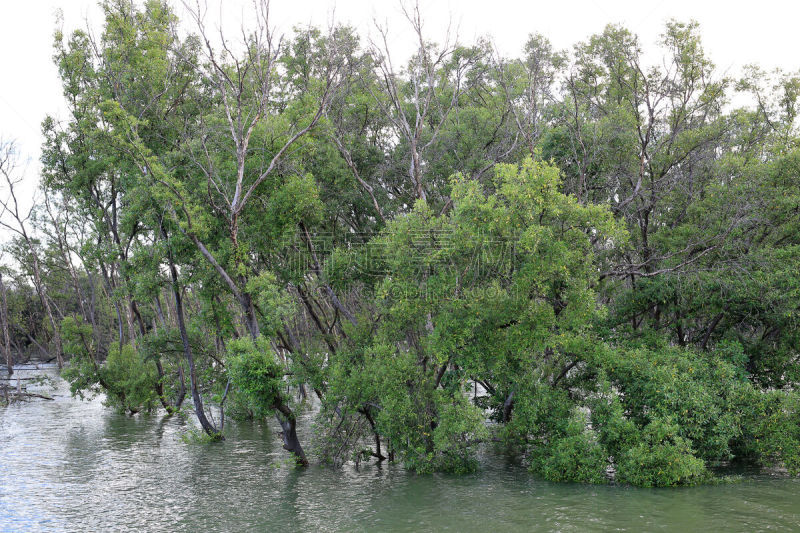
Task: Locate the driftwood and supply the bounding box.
[1,390,54,402]
[18,392,55,401]
[0,382,54,402]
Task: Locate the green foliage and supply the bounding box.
[61,316,102,400]
[615,419,709,487]
[323,157,619,474]
[591,344,748,462]
[18,2,800,485]
[503,337,800,486]
[528,411,609,484]
[61,316,157,414]
[739,390,800,475]
[180,427,225,444]
[226,337,285,419]
[245,272,292,335]
[101,343,158,414]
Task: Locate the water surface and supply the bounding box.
[1,367,798,532]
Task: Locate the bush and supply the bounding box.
[529,411,609,484]
[61,316,102,399]
[101,343,158,414]
[738,389,800,474]
[226,337,284,418]
[615,418,709,487]
[592,345,747,463]
[431,394,489,474]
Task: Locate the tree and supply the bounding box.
[323,157,622,472]
[0,140,64,367]
[13,4,799,486]
[0,268,12,375]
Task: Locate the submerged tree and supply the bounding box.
[1,0,798,486]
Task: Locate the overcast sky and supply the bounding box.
[1,0,799,193]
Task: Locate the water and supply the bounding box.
[1,368,799,532]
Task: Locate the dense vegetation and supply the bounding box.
[1,0,799,487]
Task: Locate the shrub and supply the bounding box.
[226,337,284,418]
[615,418,709,487]
[101,343,158,414]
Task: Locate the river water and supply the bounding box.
[1,367,799,532]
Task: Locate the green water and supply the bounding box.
[1,368,799,532]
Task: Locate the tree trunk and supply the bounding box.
[274,403,308,466]
[502,391,515,422]
[167,246,219,438]
[241,292,260,339]
[362,409,385,461]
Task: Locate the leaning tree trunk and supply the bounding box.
[239,299,307,463]
[186,226,306,456]
[166,247,219,438]
[274,403,308,466]
[238,285,307,464]
[232,262,307,463]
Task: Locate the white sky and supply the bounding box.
[1,0,799,199]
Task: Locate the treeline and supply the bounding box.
[0,0,799,486]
